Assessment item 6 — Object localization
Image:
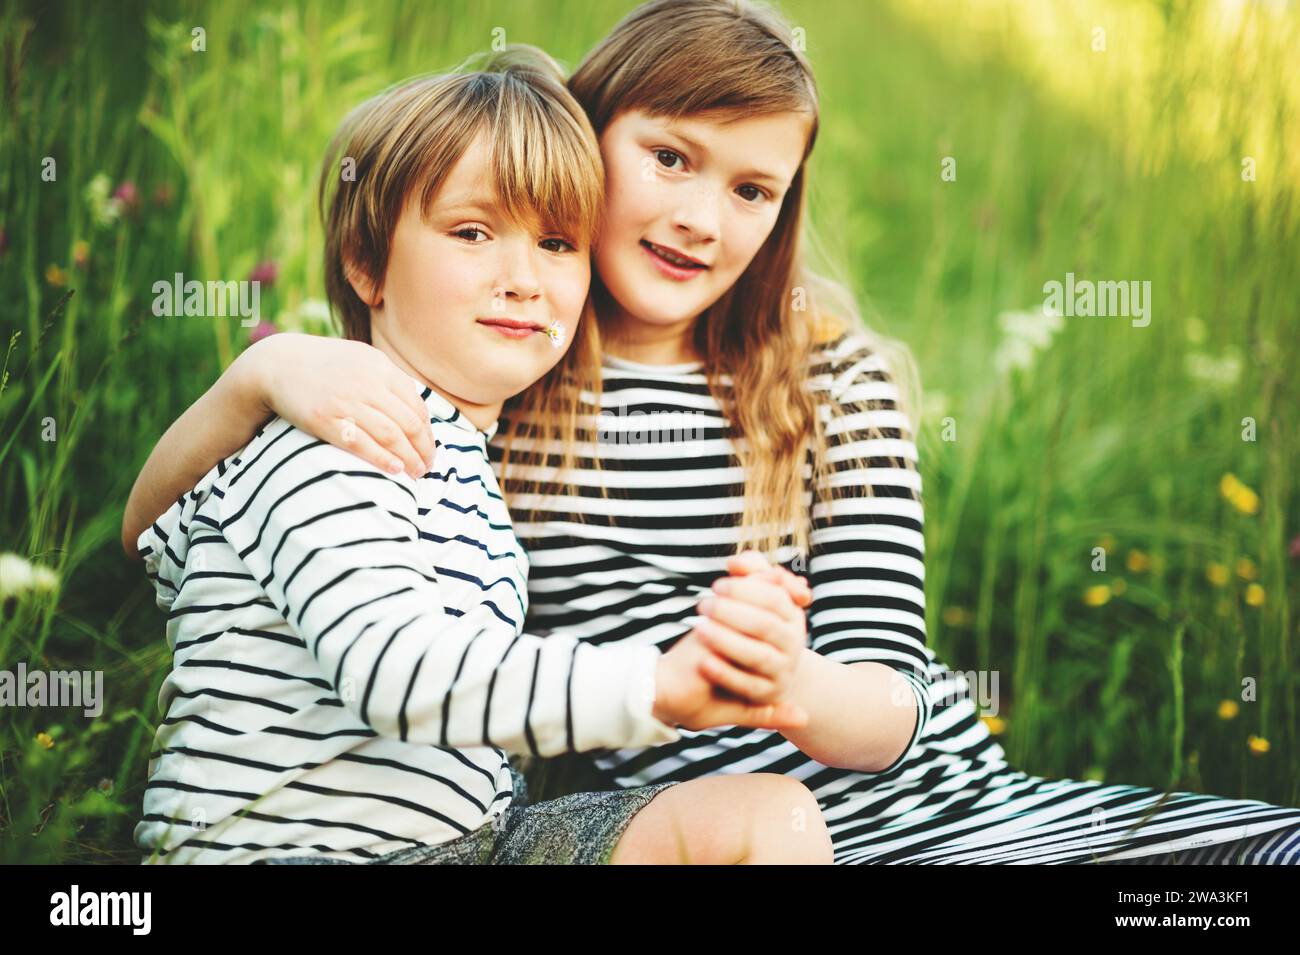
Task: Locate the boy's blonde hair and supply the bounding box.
[319,45,605,344]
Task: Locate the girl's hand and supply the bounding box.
[248,333,437,479]
[692,552,811,705]
[725,550,812,608]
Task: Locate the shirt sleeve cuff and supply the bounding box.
[569,642,681,751]
[877,674,928,774]
[137,523,179,610]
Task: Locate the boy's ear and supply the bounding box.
[344,261,383,307]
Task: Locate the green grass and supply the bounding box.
[1,0,1295,863]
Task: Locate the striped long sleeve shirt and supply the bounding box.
[135,381,679,864]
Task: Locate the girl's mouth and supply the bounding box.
[640,240,709,281]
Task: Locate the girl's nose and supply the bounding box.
[670,182,721,244]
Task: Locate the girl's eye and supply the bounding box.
[540,237,576,253]
[736,184,767,203]
[454,227,488,242]
[654,148,684,171]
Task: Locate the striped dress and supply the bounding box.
[491,331,1300,864]
[135,383,677,864]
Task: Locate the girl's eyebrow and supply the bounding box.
[659,126,788,185]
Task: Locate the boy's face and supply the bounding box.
[354,133,589,425]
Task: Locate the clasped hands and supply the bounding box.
[652,551,813,733]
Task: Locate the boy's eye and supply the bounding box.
[654,148,684,171]
[454,227,488,242]
[736,184,767,203]
[540,237,576,253]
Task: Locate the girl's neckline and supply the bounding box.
[601,352,706,374]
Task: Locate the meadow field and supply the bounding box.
[1,0,1296,863]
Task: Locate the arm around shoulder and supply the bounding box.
[122,340,275,558]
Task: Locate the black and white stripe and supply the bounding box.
[136,383,677,864]
[491,331,1300,864]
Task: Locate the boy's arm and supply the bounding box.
[214,421,681,756]
[122,334,438,559]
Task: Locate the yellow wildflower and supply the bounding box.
[44,263,66,287]
[1217,700,1239,720]
[1206,562,1230,586]
[1247,735,1270,755]
[1235,557,1257,580]
[1231,487,1259,515]
[942,606,974,627]
[36,732,54,750]
[1220,474,1259,514]
[1125,550,1151,573]
[1244,584,1265,607]
[1083,584,1111,607]
[981,715,1007,735]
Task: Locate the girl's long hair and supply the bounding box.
[497,0,919,559]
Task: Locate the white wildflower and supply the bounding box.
[994,304,1063,376]
[0,552,59,601]
[1185,349,1241,388]
[0,553,35,599]
[278,298,334,334]
[84,173,122,227]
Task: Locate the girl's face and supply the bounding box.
[359,133,589,418]
[594,109,811,338]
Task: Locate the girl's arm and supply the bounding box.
[701,570,920,774]
[694,339,931,773]
[779,341,931,772]
[121,333,439,558]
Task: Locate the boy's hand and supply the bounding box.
[653,633,809,731]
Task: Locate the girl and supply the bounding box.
[131,45,833,865]
[125,0,1300,864]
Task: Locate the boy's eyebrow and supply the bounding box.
[660,125,789,185]
[433,198,506,217]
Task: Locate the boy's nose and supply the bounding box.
[494,243,542,302]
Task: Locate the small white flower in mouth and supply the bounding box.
[545,320,567,348]
[642,240,706,269]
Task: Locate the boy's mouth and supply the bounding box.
[640,240,709,278]
[476,317,545,340]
